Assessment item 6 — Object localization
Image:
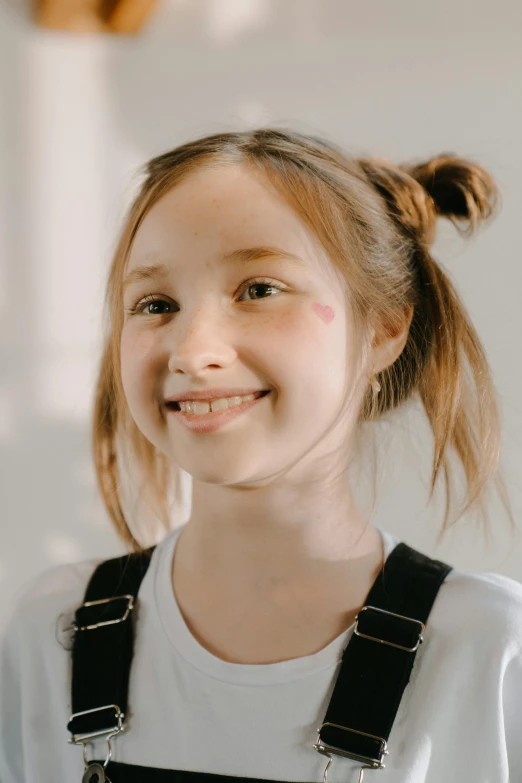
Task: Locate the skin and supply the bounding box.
[120,162,413,664]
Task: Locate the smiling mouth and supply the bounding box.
[166,390,270,412]
[165,390,271,433]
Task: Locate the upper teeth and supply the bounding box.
[179,393,258,415]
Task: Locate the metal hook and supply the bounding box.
[80,734,114,769]
[322,753,332,783]
[357,764,376,782]
[322,753,381,783]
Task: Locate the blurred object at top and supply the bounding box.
[35,0,159,34]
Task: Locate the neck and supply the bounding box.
[171,500,385,613]
[170,513,384,664]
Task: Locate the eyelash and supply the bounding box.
[125,278,287,316]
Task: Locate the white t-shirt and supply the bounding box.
[1,523,522,783]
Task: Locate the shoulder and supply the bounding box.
[383,532,522,651]
[16,557,102,608]
[2,558,104,651]
[3,542,158,651]
[429,561,522,652]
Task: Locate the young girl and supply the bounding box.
[1,128,521,783]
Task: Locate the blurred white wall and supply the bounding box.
[0,0,521,632]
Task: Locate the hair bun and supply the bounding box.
[403,153,499,238]
[358,153,499,248]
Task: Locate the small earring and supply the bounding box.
[370,374,381,394]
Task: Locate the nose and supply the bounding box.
[166,308,237,376]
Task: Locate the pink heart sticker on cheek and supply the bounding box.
[312,303,335,325]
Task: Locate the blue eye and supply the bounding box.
[125,278,287,316]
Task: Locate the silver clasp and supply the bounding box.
[73,595,135,631]
[317,751,382,783]
[354,605,425,652]
[68,704,125,770]
[314,723,388,783]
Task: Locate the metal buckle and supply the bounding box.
[74,595,135,631]
[354,605,425,652]
[68,703,125,744]
[314,723,388,783]
[68,705,124,771]
[314,722,388,768]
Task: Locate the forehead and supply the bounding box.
[126,163,329,274]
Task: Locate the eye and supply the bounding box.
[125,278,287,316]
[237,278,287,302]
[126,294,174,316]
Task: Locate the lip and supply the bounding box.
[166,391,271,434]
[165,388,269,403]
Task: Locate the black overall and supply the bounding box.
[66,540,452,782]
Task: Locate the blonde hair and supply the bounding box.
[93,128,514,552]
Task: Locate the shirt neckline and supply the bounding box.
[153,523,400,685]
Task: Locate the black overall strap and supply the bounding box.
[315,542,452,770]
[66,538,452,777]
[66,546,156,740]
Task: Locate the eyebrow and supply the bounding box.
[122,246,309,291]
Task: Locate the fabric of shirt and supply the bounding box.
[1,523,522,783]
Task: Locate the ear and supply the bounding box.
[370,305,414,374]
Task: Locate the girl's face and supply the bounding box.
[120,163,365,490]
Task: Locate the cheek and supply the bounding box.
[312,302,335,325]
[120,330,157,386]
[121,328,155,358]
[268,303,335,342]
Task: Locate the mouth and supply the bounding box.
[165,389,270,412]
[165,390,271,434]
